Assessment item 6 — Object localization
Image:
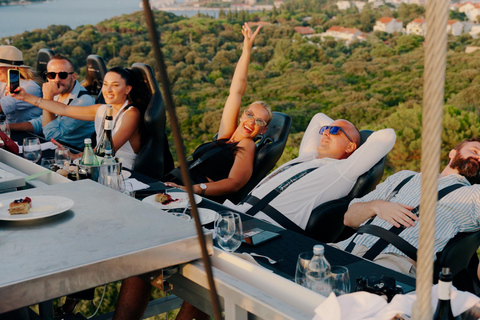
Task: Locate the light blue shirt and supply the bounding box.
[0,79,42,123]
[336,170,480,259]
[29,81,95,149]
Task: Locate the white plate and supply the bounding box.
[142,191,202,209]
[197,208,216,225]
[0,196,74,221]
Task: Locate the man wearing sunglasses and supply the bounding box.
[11,54,95,149]
[228,113,396,231]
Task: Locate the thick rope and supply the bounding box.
[412,0,449,318]
[141,2,223,320]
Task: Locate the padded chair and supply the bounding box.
[303,130,387,243]
[434,230,480,293]
[81,55,107,103]
[131,63,174,180]
[36,48,55,81]
[226,112,291,204]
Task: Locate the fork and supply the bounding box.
[249,252,281,265]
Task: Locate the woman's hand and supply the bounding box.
[8,86,29,101]
[241,22,261,52]
[164,182,186,191]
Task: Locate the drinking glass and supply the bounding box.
[295,251,313,287]
[41,157,55,169]
[55,147,71,169]
[23,137,42,163]
[0,116,10,138]
[330,266,350,296]
[99,163,125,192]
[214,211,243,252]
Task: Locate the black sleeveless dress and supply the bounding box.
[166,139,239,202]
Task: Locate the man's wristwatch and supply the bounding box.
[199,183,207,196]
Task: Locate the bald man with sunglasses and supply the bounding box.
[10,54,95,149]
[229,113,396,231]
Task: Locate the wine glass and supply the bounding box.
[330,266,350,296]
[0,115,10,138]
[214,211,243,252]
[55,147,71,169]
[295,251,313,287]
[23,137,42,163]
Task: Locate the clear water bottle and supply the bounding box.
[306,244,332,296]
[101,149,116,165]
[80,138,99,166]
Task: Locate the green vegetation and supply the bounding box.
[3,1,480,317]
[5,3,480,177]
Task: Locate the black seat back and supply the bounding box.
[36,48,55,81]
[434,230,480,292]
[303,130,387,242]
[131,63,174,180]
[81,55,107,104]
[226,112,291,204]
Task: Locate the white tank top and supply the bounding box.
[95,102,136,169]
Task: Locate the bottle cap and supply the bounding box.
[313,244,325,255]
[106,107,113,116]
[84,138,92,144]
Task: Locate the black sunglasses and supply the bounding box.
[319,125,353,142]
[45,71,74,80]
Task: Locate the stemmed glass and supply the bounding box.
[23,137,42,163]
[214,211,243,252]
[55,147,71,169]
[295,252,313,287]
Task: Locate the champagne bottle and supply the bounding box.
[433,267,461,320]
[80,138,99,166]
[96,106,115,157]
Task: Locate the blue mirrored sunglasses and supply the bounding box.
[319,125,353,142]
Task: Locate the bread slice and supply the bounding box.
[9,197,32,215]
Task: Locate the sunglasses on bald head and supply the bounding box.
[244,109,268,127]
[45,71,74,80]
[319,125,354,142]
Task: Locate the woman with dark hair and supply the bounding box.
[12,66,146,169]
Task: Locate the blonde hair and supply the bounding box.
[250,101,272,125]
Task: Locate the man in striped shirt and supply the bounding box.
[335,137,480,276]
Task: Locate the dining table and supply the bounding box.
[0,130,416,319]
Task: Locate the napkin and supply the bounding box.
[17,141,57,153]
[312,284,480,320]
[124,178,149,191]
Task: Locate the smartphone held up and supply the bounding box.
[8,69,20,94]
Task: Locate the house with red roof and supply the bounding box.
[447,20,464,36]
[406,18,427,36]
[294,26,315,35]
[373,17,404,34]
[322,26,365,45]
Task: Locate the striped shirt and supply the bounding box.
[336,170,480,259]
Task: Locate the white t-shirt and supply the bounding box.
[233,113,397,230]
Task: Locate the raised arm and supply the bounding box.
[217,23,262,139]
[298,113,334,157]
[11,87,98,121]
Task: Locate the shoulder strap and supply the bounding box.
[361,183,465,261]
[188,144,227,170]
[345,174,416,253]
[66,90,91,105]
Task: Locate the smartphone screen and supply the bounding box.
[242,228,281,246]
[8,69,20,94]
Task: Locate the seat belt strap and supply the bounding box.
[345,174,415,253]
[361,183,464,261]
[244,195,304,233]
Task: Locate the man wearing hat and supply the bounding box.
[0,45,42,123]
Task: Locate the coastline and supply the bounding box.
[0,0,47,6]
